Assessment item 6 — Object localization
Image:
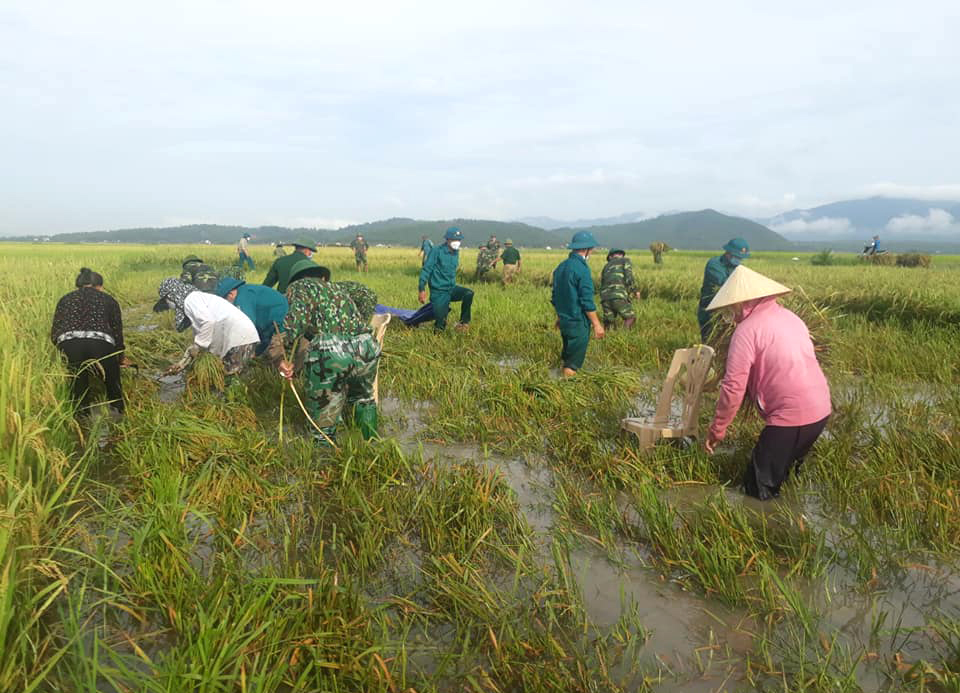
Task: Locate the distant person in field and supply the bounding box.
[697,238,750,342]
[475,235,501,280]
[350,234,369,272]
[703,266,831,501]
[419,226,473,333]
[419,235,434,266]
[273,242,287,257]
[551,231,605,377]
[599,249,639,330]
[270,259,381,443]
[154,278,259,376]
[236,232,255,270]
[862,235,884,256]
[215,278,288,355]
[262,237,316,293]
[51,268,127,419]
[649,241,671,264]
[500,239,521,285]
[180,255,220,292]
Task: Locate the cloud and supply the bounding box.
[885,208,957,234]
[732,193,798,218]
[770,217,853,235]
[508,169,641,190]
[862,183,960,201]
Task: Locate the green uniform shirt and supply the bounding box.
[600,256,636,300]
[350,239,369,258]
[334,280,377,322]
[500,246,521,265]
[419,244,460,292]
[551,252,596,327]
[697,255,737,329]
[282,278,366,347]
[262,250,310,293]
[180,261,219,291]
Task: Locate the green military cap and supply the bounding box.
[606,248,626,260]
[182,254,202,265]
[291,237,317,250]
[288,258,330,284]
[504,239,513,245]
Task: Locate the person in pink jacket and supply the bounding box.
[703,266,831,500]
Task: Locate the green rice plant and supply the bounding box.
[811,249,835,266]
[896,253,932,268]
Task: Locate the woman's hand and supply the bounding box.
[278,360,294,380]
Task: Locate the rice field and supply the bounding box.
[2,241,960,692]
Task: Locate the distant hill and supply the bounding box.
[6,210,793,251]
[515,211,648,230]
[30,224,338,245]
[764,196,960,247]
[579,209,792,251]
[333,218,557,247]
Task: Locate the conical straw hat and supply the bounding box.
[706,265,791,311]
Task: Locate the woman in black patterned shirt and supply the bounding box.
[51,268,126,417]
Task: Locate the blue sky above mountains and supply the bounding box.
[1,0,958,235]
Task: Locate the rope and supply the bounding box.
[285,377,340,451]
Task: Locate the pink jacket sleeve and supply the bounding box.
[709,327,754,440]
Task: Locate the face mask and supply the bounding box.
[728,256,741,266]
[449,241,461,250]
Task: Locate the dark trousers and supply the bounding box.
[239,252,255,270]
[430,285,473,330]
[560,322,590,371]
[58,338,125,414]
[744,416,829,500]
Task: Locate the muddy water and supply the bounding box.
[155,373,185,402]
[380,396,759,690]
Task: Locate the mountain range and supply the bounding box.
[10,197,960,252]
[761,197,960,248]
[12,210,792,251]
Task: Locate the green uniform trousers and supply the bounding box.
[560,321,590,371]
[304,333,380,442]
[601,297,636,323]
[430,285,473,331]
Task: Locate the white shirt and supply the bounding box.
[183,292,259,357]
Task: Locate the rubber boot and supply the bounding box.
[354,403,379,440]
[623,317,636,329]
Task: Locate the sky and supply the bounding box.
[2,0,959,235]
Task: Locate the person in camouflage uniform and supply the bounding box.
[180,256,220,292]
[334,280,378,322]
[273,243,287,257]
[474,235,501,280]
[599,249,640,329]
[350,234,369,272]
[271,259,380,443]
[649,241,671,264]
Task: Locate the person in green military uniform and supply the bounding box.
[419,227,473,333]
[273,242,287,257]
[600,249,640,329]
[334,280,378,322]
[350,234,369,272]
[500,239,521,285]
[271,258,380,443]
[551,231,605,377]
[474,235,501,281]
[262,237,316,293]
[180,255,220,292]
[697,238,750,342]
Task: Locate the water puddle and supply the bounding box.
[155,373,185,402]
